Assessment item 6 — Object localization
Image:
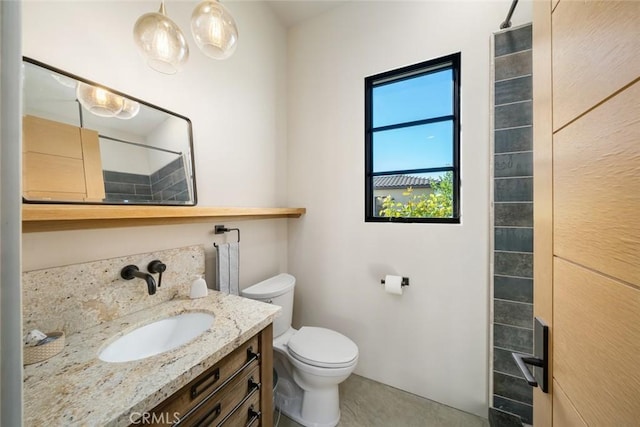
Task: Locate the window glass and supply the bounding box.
[365,53,460,223]
[372,121,453,173]
[372,69,453,128]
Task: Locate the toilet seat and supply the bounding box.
[287,326,358,368]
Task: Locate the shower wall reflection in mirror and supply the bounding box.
[22,58,197,205]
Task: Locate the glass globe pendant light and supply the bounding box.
[133,2,189,74]
[191,0,238,60]
[76,82,124,118]
[116,98,141,120]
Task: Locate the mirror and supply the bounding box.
[22,57,197,205]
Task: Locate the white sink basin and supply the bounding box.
[99,312,214,363]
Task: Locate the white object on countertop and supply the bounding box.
[190,276,208,299]
[24,329,47,347]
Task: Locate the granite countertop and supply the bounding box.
[23,292,280,427]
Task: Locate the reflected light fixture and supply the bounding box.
[116,98,141,120]
[191,0,238,60]
[76,83,141,120]
[76,82,124,118]
[133,1,189,74]
[51,73,77,89]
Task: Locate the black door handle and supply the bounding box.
[511,317,549,393]
[512,352,543,387]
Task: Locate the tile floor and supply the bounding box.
[274,374,489,427]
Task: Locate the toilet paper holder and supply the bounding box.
[380,277,410,287]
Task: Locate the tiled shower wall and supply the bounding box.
[491,24,534,426]
[103,157,189,203]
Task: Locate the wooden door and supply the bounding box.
[533,1,640,426]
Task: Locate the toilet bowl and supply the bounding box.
[242,274,358,427]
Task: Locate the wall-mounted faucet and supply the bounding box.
[121,265,157,295]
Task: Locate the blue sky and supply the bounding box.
[372,69,453,175]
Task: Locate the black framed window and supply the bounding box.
[365,53,460,223]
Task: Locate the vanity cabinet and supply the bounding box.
[132,325,273,427]
[23,115,105,202]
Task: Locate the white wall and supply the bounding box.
[21,1,290,290]
[287,0,531,417]
[1,1,25,424]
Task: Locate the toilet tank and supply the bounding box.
[241,273,295,338]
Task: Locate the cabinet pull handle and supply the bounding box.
[246,405,261,426]
[189,344,259,401]
[248,376,261,392]
[192,402,222,427]
[191,368,221,399]
[215,380,260,426]
[246,346,260,363]
[174,343,261,426]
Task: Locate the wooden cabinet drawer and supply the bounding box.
[218,391,260,427]
[186,336,260,406]
[134,334,259,426]
[186,365,260,427]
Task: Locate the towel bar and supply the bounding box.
[214,224,240,243]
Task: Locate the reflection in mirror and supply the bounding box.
[22,57,197,205]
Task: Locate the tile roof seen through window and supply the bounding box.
[373,175,432,189]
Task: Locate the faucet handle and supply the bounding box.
[147,260,166,287]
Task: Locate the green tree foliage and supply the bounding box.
[379,171,453,218]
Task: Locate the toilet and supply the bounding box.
[241,273,358,427]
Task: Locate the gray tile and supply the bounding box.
[495,76,532,106]
[495,50,532,82]
[495,25,532,57]
[494,324,533,354]
[153,173,176,192]
[495,152,533,178]
[494,227,533,252]
[494,252,533,278]
[494,299,533,329]
[494,203,533,227]
[159,180,188,201]
[173,190,191,202]
[134,184,151,195]
[495,127,532,153]
[494,275,533,304]
[104,193,152,202]
[488,406,524,427]
[493,372,533,405]
[494,348,531,378]
[493,395,533,425]
[103,170,150,185]
[104,181,135,194]
[495,101,532,129]
[151,157,185,183]
[494,178,533,202]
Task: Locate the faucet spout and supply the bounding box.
[121,265,157,295]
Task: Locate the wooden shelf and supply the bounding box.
[22,204,306,232]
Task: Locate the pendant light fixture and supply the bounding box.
[76,83,141,120]
[76,82,124,118]
[133,1,189,74]
[116,98,141,120]
[133,1,238,74]
[191,0,238,60]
